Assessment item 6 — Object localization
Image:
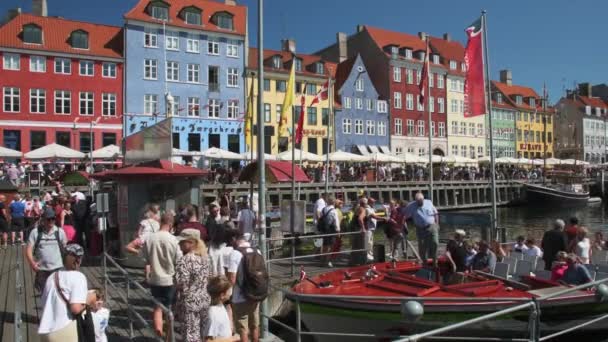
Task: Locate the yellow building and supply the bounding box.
[493,71,554,159]
[246,44,336,155]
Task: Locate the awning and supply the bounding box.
[356,145,370,155]
[378,146,391,154]
[368,146,380,154]
[25,143,85,159]
[238,160,310,183]
[94,159,206,179]
[0,146,22,158]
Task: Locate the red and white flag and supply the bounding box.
[295,95,306,145]
[464,17,486,117]
[418,39,430,106]
[299,266,306,282]
[309,80,329,107]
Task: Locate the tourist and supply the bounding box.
[524,238,543,258]
[206,203,223,243]
[26,208,67,293]
[491,240,507,262]
[9,193,26,245]
[445,230,467,273]
[592,231,606,251]
[471,240,497,273]
[7,163,21,187]
[551,251,569,282]
[560,253,593,285]
[70,191,88,247]
[404,192,439,265]
[175,229,211,342]
[137,205,161,241]
[237,200,256,242]
[464,240,477,268]
[38,244,88,341]
[177,205,208,242]
[205,276,238,341]
[512,235,528,254]
[318,195,340,267]
[357,197,385,262]
[87,288,110,342]
[565,217,580,250]
[574,227,591,264]
[541,219,568,271]
[208,222,234,276]
[59,202,76,243]
[0,195,8,249]
[386,200,407,261]
[313,193,327,226]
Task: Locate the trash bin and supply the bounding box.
[373,243,386,263]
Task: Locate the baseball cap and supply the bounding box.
[43,207,56,219]
[176,229,201,242]
[65,244,84,257]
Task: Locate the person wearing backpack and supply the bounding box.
[317,195,340,268]
[26,207,67,293]
[227,228,269,342]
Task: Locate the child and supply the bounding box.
[205,276,238,342]
[87,288,110,342]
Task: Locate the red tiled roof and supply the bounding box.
[239,160,310,183]
[96,159,206,179]
[0,14,123,58]
[365,26,426,52]
[492,81,544,111]
[578,95,608,109]
[124,0,246,36]
[429,36,465,75]
[248,47,337,78]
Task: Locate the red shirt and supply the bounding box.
[565,224,579,241]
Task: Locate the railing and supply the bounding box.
[103,252,175,342]
[13,246,24,342]
[262,271,608,342]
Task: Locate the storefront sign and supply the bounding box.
[302,129,327,137]
[519,143,543,151]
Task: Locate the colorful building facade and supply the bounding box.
[123,0,247,153]
[245,44,336,155]
[486,103,517,158]
[334,54,389,154]
[0,14,123,153]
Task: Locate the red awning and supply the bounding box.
[239,160,310,183]
[93,159,206,180]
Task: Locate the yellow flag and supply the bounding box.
[244,77,255,150]
[279,62,296,137]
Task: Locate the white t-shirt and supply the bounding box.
[228,241,254,304]
[205,304,232,338]
[524,246,543,258]
[209,243,234,276]
[576,238,591,263]
[38,270,88,334]
[138,219,160,240]
[237,209,256,238]
[92,308,110,342]
[313,198,326,224]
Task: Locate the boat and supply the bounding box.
[524,170,589,205]
[289,260,607,341]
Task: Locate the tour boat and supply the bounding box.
[290,260,607,341]
[524,182,589,206]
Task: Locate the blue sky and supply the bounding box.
[2,0,608,102]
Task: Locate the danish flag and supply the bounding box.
[309,80,329,107]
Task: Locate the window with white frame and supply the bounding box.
[166,31,179,50]
[355,78,364,91]
[151,5,169,20]
[405,49,413,59]
[432,55,440,64]
[461,63,467,72]
[184,10,201,25]
[406,69,413,84]
[54,58,71,74]
[459,100,464,113]
[30,89,45,113]
[102,62,116,78]
[477,146,483,156]
[3,87,20,112]
[366,99,373,111]
[144,59,157,79]
[407,147,414,154]
[449,60,457,69]
[469,123,475,136]
[429,96,434,112]
[458,79,464,92]
[477,123,484,136]
[188,97,200,116]
[55,90,70,114]
[79,92,93,115]
[406,119,414,135]
[393,66,401,82]
[438,98,444,113]
[439,122,445,137]
[378,121,386,136]
[208,99,220,118]
[187,64,200,83]
[437,75,444,88]
[102,93,116,116]
[451,121,458,134]
[144,94,158,115]
[30,56,46,72]
[395,147,403,155]
[406,93,414,110]
[79,60,93,76]
[395,118,403,135]
[417,95,424,111]
[343,96,351,108]
[377,100,388,113]
[227,100,238,119]
[272,56,281,69]
[394,92,402,109]
[451,145,458,156]
[418,148,426,157]
[515,96,522,105]
[460,145,467,157]
[496,93,502,104]
[354,119,363,134]
[430,121,435,136]
[355,97,363,110]
[343,118,352,134]
[451,99,458,113]
[275,104,282,123]
[263,103,271,122]
[366,120,375,135]
[187,38,200,53]
[416,70,421,85]
[227,40,239,57]
[460,122,466,135]
[166,61,179,81]
[3,53,20,70]
[144,29,157,47]
[417,120,425,136]
[429,73,434,87]
[208,38,219,55]
[227,68,239,87]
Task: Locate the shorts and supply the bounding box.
[150,285,176,308]
[10,217,25,232]
[233,300,260,335]
[322,234,334,247]
[0,218,8,233]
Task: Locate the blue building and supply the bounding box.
[123,0,247,153]
[334,54,390,154]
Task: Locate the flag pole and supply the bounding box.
[426,38,433,202]
[481,10,498,239]
[324,74,332,194]
[290,55,297,278]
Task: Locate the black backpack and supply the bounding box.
[316,207,336,233]
[237,246,269,301]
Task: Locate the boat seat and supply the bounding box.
[493,262,510,279]
[515,260,533,277]
[503,256,518,275]
[523,255,538,270]
[510,251,524,260]
[534,270,552,281]
[535,259,545,271]
[441,280,504,297]
[366,279,440,297]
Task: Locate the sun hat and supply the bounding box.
[176,228,201,242]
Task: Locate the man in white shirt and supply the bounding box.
[313,194,326,226]
[38,244,88,341]
[319,196,340,268]
[237,200,256,243]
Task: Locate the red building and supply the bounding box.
[0,13,123,153]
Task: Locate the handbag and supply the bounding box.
[54,272,96,342]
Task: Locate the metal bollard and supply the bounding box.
[168,311,176,342]
[295,297,302,342]
[125,272,134,338]
[528,298,539,342]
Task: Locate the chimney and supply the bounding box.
[500,69,512,86]
[356,25,364,33]
[337,32,347,63]
[281,39,296,54]
[4,7,21,23]
[578,83,592,97]
[443,33,451,41]
[418,32,427,41]
[225,0,236,5]
[32,0,47,17]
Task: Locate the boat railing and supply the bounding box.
[263,273,608,342]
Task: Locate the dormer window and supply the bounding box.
[294,58,302,72]
[596,107,602,116]
[496,93,502,104]
[432,54,440,64]
[529,98,535,107]
[449,60,457,70]
[212,12,234,30]
[461,63,466,72]
[272,56,281,69]
[23,24,42,44]
[585,105,591,115]
[515,95,522,105]
[418,51,426,61]
[404,48,413,59]
[389,46,398,58]
[150,1,169,21]
[315,62,324,75]
[70,30,89,49]
[182,7,202,25]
